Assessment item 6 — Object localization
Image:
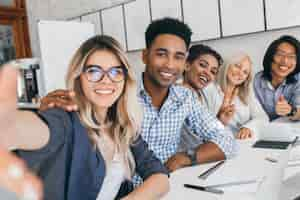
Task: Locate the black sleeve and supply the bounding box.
[131,135,169,180]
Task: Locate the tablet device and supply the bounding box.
[252,140,291,149]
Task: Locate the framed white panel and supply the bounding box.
[220,0,265,37]
[38,20,95,94]
[182,0,220,42]
[81,12,102,34]
[101,6,127,50]
[151,0,182,20]
[265,0,300,30]
[124,0,150,51]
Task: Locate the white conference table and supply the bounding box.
[163,119,300,200]
[279,118,300,200]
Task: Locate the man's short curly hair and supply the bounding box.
[145,17,192,49]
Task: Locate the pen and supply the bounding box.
[204,179,257,188]
[265,157,278,163]
[184,184,224,194]
[198,160,225,179]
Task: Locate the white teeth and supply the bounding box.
[199,76,208,83]
[160,72,173,77]
[279,66,289,71]
[95,89,113,94]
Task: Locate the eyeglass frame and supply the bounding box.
[274,50,297,63]
[82,64,128,83]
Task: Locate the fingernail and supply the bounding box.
[7,164,24,179]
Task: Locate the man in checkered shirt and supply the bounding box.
[136,17,237,174]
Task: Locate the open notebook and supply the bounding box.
[253,123,298,149]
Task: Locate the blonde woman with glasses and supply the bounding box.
[0,35,169,200]
[203,52,268,139]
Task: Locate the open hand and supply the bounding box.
[0,64,43,199]
[0,148,43,200]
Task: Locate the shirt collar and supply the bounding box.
[137,73,148,99]
[138,73,183,103]
[261,77,287,91]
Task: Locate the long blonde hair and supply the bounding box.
[217,52,253,105]
[65,35,142,175]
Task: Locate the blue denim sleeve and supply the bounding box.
[292,80,300,108]
[131,135,169,180]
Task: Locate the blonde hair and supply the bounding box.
[217,52,253,105]
[65,35,142,176]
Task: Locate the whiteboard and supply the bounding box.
[124,0,150,51]
[81,12,102,34]
[150,0,182,20]
[38,20,95,94]
[265,0,300,30]
[220,0,265,36]
[182,0,220,42]
[101,6,127,50]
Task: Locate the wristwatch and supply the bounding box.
[186,149,198,166]
[288,106,298,117]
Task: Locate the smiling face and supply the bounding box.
[142,34,187,88]
[226,56,251,86]
[185,54,219,89]
[271,42,297,80]
[80,50,125,111]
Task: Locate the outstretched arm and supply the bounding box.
[0,64,49,150]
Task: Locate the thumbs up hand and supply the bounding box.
[275,95,292,116]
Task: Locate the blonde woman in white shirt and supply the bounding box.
[203,52,268,139]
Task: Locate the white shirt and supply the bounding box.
[203,83,269,137]
[96,152,126,200]
[95,133,126,200]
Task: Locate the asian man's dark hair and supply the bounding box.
[262,35,300,84]
[145,17,192,49]
[187,44,223,66]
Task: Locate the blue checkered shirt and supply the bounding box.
[254,71,300,121]
[133,76,237,185]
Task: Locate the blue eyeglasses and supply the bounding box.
[83,65,127,83]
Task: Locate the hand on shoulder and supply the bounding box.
[39,90,78,112]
